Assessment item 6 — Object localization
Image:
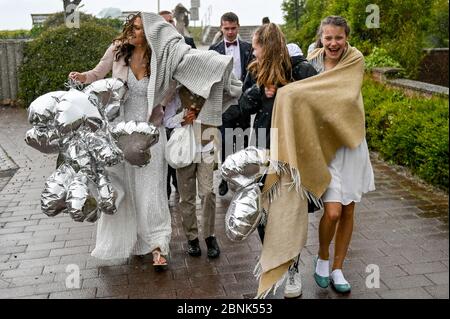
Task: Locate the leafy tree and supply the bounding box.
[281,0,448,78]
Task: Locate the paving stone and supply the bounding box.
[49,288,97,299]
[378,287,433,299]
[49,246,90,257]
[1,266,43,278]
[0,286,36,299]
[400,261,448,275]
[10,274,55,287]
[18,256,61,269]
[382,274,435,290]
[27,241,65,252]
[424,272,449,285]
[82,275,128,289]
[9,250,50,261]
[424,284,449,299]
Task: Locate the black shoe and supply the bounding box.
[218,180,228,196]
[205,236,220,258]
[187,238,201,257]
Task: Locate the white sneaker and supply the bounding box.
[284,268,302,298]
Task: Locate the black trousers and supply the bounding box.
[166,128,178,196]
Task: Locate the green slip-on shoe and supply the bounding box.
[313,256,330,288]
[330,277,351,294]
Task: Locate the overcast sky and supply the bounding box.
[0,0,286,30]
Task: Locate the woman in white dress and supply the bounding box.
[308,16,375,293]
[69,13,171,269]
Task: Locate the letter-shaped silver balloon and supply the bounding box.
[221,146,269,192]
[110,121,160,167]
[225,184,263,242]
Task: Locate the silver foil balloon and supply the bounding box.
[54,89,103,136]
[62,134,94,176]
[83,78,127,122]
[66,172,98,222]
[225,184,263,242]
[28,91,66,126]
[221,146,269,192]
[110,121,160,167]
[97,172,117,215]
[85,131,123,167]
[41,164,76,217]
[25,127,60,154]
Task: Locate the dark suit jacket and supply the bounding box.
[209,39,253,82]
[183,36,197,49]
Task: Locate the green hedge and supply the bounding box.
[364,47,401,70]
[39,12,123,34]
[0,13,122,40]
[18,21,119,107]
[0,30,31,39]
[363,76,449,191]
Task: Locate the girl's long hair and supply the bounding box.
[247,23,292,88]
[113,13,151,77]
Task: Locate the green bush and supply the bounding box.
[30,12,123,38]
[364,47,401,70]
[0,13,122,40]
[45,12,122,30]
[363,76,449,190]
[0,30,31,39]
[18,21,119,107]
[425,0,449,47]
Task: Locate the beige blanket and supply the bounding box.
[257,45,366,297]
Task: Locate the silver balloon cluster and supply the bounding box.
[221,147,270,241]
[25,78,160,222]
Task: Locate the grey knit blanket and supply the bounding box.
[142,12,242,127]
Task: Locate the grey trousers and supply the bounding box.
[176,151,216,241]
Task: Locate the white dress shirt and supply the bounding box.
[224,38,242,80]
[164,92,214,153]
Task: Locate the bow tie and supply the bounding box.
[226,41,238,47]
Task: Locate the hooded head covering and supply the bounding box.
[140,12,241,126]
[287,43,303,57]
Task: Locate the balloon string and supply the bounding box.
[65,78,84,91]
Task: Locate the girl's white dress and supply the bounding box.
[309,51,375,205]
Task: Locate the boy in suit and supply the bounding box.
[209,12,253,196]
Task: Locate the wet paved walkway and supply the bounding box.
[0,106,448,299]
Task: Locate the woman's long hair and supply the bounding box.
[247,23,292,88]
[113,13,151,77]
